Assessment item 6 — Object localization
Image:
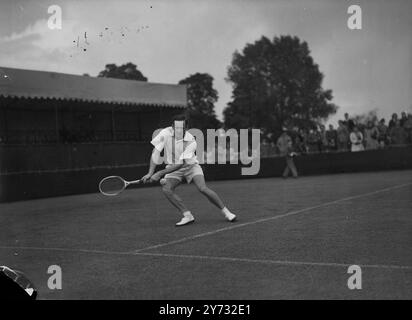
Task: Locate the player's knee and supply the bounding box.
[197,185,209,194]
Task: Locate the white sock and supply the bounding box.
[182,211,192,217]
[221,207,231,216]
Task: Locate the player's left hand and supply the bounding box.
[150,172,162,182]
[141,173,152,183]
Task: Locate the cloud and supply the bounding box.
[0,16,86,72]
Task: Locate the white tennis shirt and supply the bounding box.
[151,127,199,165]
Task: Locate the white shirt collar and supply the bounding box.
[168,127,193,142]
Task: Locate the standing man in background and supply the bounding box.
[337,120,349,152]
[277,128,298,179]
[326,124,338,152]
[364,121,379,150]
[377,118,388,148]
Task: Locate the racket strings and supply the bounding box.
[99,177,125,195]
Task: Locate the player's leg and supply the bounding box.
[287,156,298,178]
[192,174,224,209]
[191,174,236,222]
[161,177,186,213]
[282,157,290,178]
[162,177,194,226]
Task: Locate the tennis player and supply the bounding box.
[141,114,237,226]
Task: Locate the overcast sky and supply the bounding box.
[0,0,411,126]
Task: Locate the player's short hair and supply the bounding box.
[171,113,189,127]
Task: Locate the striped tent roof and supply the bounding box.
[0,67,187,108]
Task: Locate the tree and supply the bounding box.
[178,73,221,130]
[97,62,148,81]
[224,35,338,141]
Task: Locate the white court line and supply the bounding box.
[132,182,412,253]
[0,245,411,271]
[0,245,127,256]
[136,252,412,270]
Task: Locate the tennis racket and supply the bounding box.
[99,176,142,196]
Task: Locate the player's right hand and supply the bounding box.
[141,173,152,183]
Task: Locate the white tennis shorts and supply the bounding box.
[164,164,204,183]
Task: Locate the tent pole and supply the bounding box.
[137,108,142,141]
[1,98,7,143]
[111,106,116,141]
[54,101,59,143]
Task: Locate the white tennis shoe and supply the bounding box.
[176,212,195,226]
[225,212,237,222]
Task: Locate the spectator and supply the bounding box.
[306,127,320,153]
[276,129,298,178]
[325,124,337,151]
[400,111,408,127]
[337,120,349,151]
[295,128,308,154]
[388,113,398,130]
[377,118,388,148]
[288,126,299,143]
[347,119,355,132]
[357,121,366,139]
[403,114,412,143]
[350,126,365,152]
[342,113,350,128]
[364,121,379,150]
[294,134,305,154]
[319,125,328,152]
[389,120,408,145]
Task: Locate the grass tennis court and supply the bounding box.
[0,170,411,299]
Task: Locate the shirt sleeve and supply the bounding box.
[150,129,166,152]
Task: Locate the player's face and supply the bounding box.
[173,120,185,140]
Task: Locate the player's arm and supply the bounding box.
[142,148,160,182]
[142,129,167,183]
[150,163,184,182]
[144,149,184,183]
